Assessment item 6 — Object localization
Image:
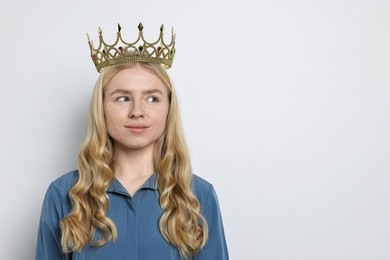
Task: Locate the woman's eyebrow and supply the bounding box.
[109,88,164,96]
[143,89,164,95]
[109,89,131,96]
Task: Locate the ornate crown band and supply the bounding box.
[87,23,176,72]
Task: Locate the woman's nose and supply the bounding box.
[128,100,144,118]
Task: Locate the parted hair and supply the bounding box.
[60,63,208,258]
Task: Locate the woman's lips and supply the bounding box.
[125,125,149,133]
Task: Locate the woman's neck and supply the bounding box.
[112,143,155,195]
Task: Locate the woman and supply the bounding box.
[35,24,229,260]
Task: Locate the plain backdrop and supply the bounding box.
[1,0,389,259]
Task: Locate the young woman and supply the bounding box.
[36,24,228,260]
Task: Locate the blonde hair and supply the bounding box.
[60,63,208,258]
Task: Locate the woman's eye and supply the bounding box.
[117,96,130,102]
[146,96,159,103]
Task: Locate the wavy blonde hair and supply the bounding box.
[60,63,208,258]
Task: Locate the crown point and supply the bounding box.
[160,24,164,33]
[117,23,121,32]
[98,27,102,35]
[86,33,91,42]
[138,23,144,31]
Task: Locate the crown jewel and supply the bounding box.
[87,23,176,72]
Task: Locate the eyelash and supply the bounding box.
[146,96,159,103]
[117,96,130,102]
[115,96,159,103]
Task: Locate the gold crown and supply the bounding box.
[87,23,176,72]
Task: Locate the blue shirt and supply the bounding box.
[36,171,229,260]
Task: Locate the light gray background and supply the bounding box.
[1,0,389,259]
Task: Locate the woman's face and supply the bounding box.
[103,66,170,152]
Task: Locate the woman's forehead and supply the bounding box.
[104,67,168,93]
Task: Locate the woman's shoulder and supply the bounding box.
[40,170,78,219]
[191,174,217,206]
[192,174,213,190]
[47,170,79,196]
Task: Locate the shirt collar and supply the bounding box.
[107,172,158,194]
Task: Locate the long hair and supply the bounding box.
[60,63,208,258]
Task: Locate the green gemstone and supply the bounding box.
[138,45,144,51]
